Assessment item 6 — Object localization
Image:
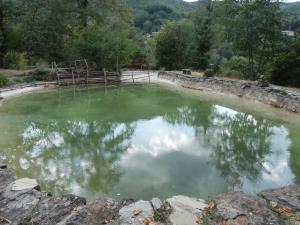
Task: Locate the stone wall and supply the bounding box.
[1,163,300,225]
[158,71,300,113]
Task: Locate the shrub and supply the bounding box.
[4,51,28,70]
[219,69,244,79]
[9,77,24,85]
[270,36,300,88]
[203,69,214,77]
[0,74,9,87]
[219,56,248,79]
[24,69,54,83]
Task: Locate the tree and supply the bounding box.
[270,31,300,87]
[222,0,282,80]
[155,21,192,70]
[193,0,214,70]
[71,25,138,70]
[0,0,19,66]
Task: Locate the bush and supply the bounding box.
[4,51,28,70]
[270,36,300,87]
[219,56,248,79]
[0,74,9,87]
[24,70,54,83]
[203,69,214,77]
[9,77,24,85]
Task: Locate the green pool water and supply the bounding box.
[0,85,300,200]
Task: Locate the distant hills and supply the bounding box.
[124,0,300,33]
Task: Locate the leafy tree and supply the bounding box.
[222,0,282,80]
[71,25,138,70]
[193,0,213,69]
[155,21,193,70]
[270,31,300,87]
[0,0,19,66]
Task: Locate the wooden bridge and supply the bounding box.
[52,60,155,86]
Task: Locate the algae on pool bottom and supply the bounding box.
[0,85,299,200]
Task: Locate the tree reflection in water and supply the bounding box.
[0,85,298,199]
[209,109,273,188]
[12,120,134,197]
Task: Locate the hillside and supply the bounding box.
[125,0,198,14]
[124,0,199,33]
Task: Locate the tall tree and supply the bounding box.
[222,0,282,80]
[193,0,213,69]
[0,0,17,66]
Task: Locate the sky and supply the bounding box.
[184,0,300,2]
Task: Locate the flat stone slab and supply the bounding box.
[215,192,281,225]
[260,185,300,212]
[119,200,154,225]
[166,195,207,225]
[12,178,39,191]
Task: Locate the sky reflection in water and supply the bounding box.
[0,85,298,200]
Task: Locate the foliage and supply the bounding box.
[134,4,180,33]
[142,36,157,69]
[222,0,282,80]
[3,51,28,70]
[155,21,193,70]
[193,0,213,69]
[0,73,9,87]
[24,69,54,83]
[270,33,300,87]
[219,56,248,79]
[70,25,138,70]
[203,69,214,77]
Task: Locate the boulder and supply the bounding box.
[151,198,163,210]
[260,185,300,212]
[166,195,207,225]
[118,200,154,225]
[215,192,281,225]
[0,183,43,225]
[63,198,119,225]
[0,168,14,194]
[23,194,86,225]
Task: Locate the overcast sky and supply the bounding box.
[184,0,300,2]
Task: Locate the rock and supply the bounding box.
[0,182,43,225]
[159,71,300,113]
[118,200,154,225]
[63,198,119,225]
[166,195,207,225]
[0,168,14,194]
[12,178,39,191]
[215,192,281,225]
[259,185,300,212]
[23,194,86,225]
[0,164,7,169]
[151,198,163,210]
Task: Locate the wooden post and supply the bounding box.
[84,59,89,84]
[116,56,119,75]
[72,70,75,85]
[104,68,107,85]
[54,62,60,85]
[148,70,151,83]
[132,72,135,83]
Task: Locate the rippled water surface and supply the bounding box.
[0,85,299,200]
